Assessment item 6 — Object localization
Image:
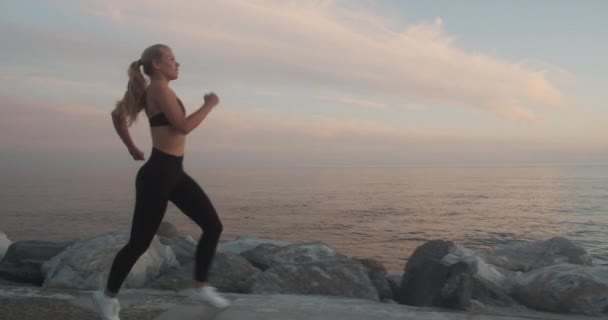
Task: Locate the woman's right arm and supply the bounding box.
[111,109,144,160]
[155,85,219,135]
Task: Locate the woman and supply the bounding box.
[93,44,229,320]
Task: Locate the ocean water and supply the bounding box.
[1,164,607,272]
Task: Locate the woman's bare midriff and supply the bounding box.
[150,126,186,156]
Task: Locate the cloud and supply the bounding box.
[67,0,566,121]
[1,1,567,122]
[312,96,385,109]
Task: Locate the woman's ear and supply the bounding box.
[151,58,162,71]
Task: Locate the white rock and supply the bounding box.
[0,232,11,260]
[218,235,290,255]
[42,233,178,290]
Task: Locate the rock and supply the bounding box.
[386,273,402,299]
[208,252,261,293]
[0,240,73,285]
[479,237,592,272]
[250,259,379,301]
[156,222,180,239]
[397,240,473,309]
[217,235,290,255]
[358,258,392,301]
[1,240,72,265]
[0,260,46,286]
[241,243,284,270]
[440,261,473,310]
[0,232,11,260]
[162,235,196,265]
[512,264,608,316]
[443,245,520,307]
[41,233,178,290]
[242,242,348,270]
[150,252,260,293]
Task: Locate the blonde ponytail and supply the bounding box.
[114,44,169,126]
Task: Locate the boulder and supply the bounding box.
[250,258,379,301]
[358,258,392,301]
[161,235,196,266]
[150,252,260,293]
[397,240,473,310]
[479,237,592,272]
[242,242,348,269]
[512,264,608,316]
[0,240,72,285]
[240,243,285,270]
[156,221,180,239]
[217,235,290,255]
[41,233,177,290]
[386,273,403,299]
[443,244,520,307]
[0,232,11,260]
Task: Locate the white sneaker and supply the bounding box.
[92,290,121,320]
[191,286,230,309]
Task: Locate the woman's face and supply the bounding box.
[153,47,180,80]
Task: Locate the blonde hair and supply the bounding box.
[114,44,170,126]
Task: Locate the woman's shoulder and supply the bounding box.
[147,83,176,100]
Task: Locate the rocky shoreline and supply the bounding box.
[1,223,606,317]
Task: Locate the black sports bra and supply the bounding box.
[142,91,186,127]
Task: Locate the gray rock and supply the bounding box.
[398,240,454,306]
[217,235,290,255]
[162,235,196,265]
[386,273,402,299]
[241,243,284,270]
[246,242,348,268]
[398,240,474,310]
[512,264,608,316]
[358,258,392,301]
[1,240,72,265]
[156,222,180,239]
[479,237,592,273]
[150,252,260,293]
[0,232,10,260]
[0,240,73,285]
[42,233,178,290]
[442,244,520,307]
[250,259,379,301]
[208,252,261,293]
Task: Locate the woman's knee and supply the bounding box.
[202,219,223,237]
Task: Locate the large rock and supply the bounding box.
[41,233,178,290]
[512,264,608,316]
[443,245,520,307]
[156,221,180,239]
[358,258,392,301]
[386,273,403,300]
[0,232,11,260]
[150,252,260,293]
[0,240,72,285]
[398,240,473,310]
[242,242,348,270]
[161,235,196,266]
[479,237,592,272]
[218,235,290,255]
[250,259,379,301]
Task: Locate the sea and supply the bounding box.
[1,164,606,272]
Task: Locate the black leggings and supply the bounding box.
[106,148,223,294]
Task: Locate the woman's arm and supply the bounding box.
[111,109,144,160]
[154,85,219,135]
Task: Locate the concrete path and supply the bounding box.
[0,286,599,320]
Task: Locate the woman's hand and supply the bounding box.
[129,146,145,161]
[204,93,219,108]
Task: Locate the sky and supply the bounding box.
[1,0,607,169]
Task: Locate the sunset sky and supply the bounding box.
[1,0,606,168]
